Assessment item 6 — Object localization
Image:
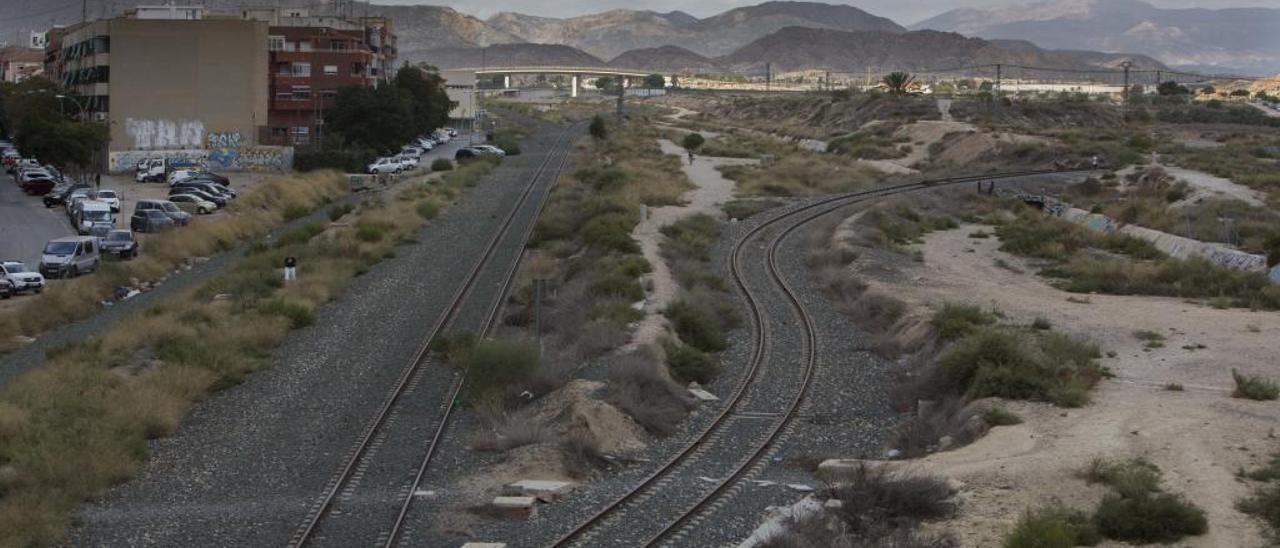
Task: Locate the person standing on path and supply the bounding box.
[687,149,695,165]
[283,255,297,282]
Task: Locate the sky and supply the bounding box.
[374,0,1277,26]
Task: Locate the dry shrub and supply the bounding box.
[468,412,555,452]
[605,353,694,436]
[824,463,955,532]
[559,428,609,479]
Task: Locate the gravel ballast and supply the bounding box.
[70,119,572,547]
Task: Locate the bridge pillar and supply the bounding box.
[571,75,579,98]
[503,75,510,89]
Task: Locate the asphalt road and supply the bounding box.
[0,175,74,267]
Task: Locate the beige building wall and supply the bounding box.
[106,18,268,152]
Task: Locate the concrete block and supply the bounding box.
[490,496,536,519]
[688,387,719,402]
[504,479,576,502]
[817,458,881,476]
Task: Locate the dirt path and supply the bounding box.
[1122,160,1268,207]
[624,140,758,350]
[860,225,1280,546]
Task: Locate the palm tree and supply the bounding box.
[882,72,916,95]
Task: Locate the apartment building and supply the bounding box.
[0,47,44,83]
[43,7,269,155]
[242,8,397,146]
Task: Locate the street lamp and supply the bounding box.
[54,94,89,122]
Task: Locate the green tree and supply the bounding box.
[589,115,608,141]
[1157,81,1189,96]
[324,85,414,154]
[643,73,666,89]
[0,78,107,173]
[393,65,454,136]
[882,72,916,95]
[595,76,617,91]
[681,132,704,153]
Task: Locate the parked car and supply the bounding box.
[169,187,228,207]
[168,193,218,214]
[474,145,507,157]
[39,236,100,278]
[183,171,229,187]
[367,157,404,174]
[19,172,57,195]
[136,158,203,183]
[131,209,176,233]
[400,146,425,159]
[172,180,234,199]
[166,169,206,186]
[99,230,139,259]
[74,201,114,235]
[0,278,12,299]
[455,148,480,160]
[395,155,419,169]
[0,261,45,293]
[43,182,91,207]
[90,189,121,212]
[135,199,191,226]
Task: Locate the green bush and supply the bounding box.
[1238,482,1280,535]
[257,299,315,329]
[430,158,453,171]
[931,303,996,340]
[493,135,522,155]
[936,328,1102,407]
[355,222,387,243]
[582,213,639,253]
[589,273,644,302]
[275,222,325,247]
[327,203,354,222]
[294,148,376,173]
[1005,505,1100,548]
[416,200,440,220]
[1082,458,1162,499]
[1093,493,1207,543]
[984,407,1023,426]
[460,338,540,404]
[1232,369,1280,401]
[283,204,310,221]
[665,299,727,352]
[664,340,718,384]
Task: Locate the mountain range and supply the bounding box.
[913,0,1280,75]
[1,1,1270,76]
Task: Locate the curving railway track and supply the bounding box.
[551,168,1093,548]
[288,121,581,548]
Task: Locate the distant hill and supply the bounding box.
[609,46,726,74]
[719,27,1167,74]
[913,0,1280,75]
[417,44,605,70]
[488,1,905,60]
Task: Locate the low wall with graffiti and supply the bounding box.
[109,146,294,174]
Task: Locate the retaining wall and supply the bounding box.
[108,146,294,174]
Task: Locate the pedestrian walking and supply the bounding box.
[1091,155,1099,169]
[687,149,695,165]
[95,172,101,189]
[283,255,297,282]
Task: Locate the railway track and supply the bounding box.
[552,168,1093,548]
[288,121,580,548]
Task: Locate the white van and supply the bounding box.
[75,200,115,235]
[39,236,100,278]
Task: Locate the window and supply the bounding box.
[291,126,310,145]
[83,241,94,254]
[268,36,285,52]
[323,65,338,76]
[297,40,312,52]
[275,91,292,101]
[290,62,310,77]
[331,40,349,51]
[291,85,311,101]
[276,62,291,75]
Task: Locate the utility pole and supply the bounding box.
[765,62,771,92]
[82,0,88,24]
[1121,61,1133,115]
[616,76,625,124]
[994,64,1002,114]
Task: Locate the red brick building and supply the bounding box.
[243,9,396,146]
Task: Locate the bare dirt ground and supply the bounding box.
[1117,158,1268,208]
[856,224,1280,546]
[625,139,755,350]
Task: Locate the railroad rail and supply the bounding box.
[288,122,581,548]
[552,168,1093,547]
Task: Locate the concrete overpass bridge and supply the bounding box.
[449,66,654,97]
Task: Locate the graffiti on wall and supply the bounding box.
[109,146,294,174]
[207,132,243,149]
[125,118,205,149]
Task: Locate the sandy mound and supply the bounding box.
[525,379,649,455]
[857,224,1280,546]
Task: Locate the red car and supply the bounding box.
[20,174,57,195]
